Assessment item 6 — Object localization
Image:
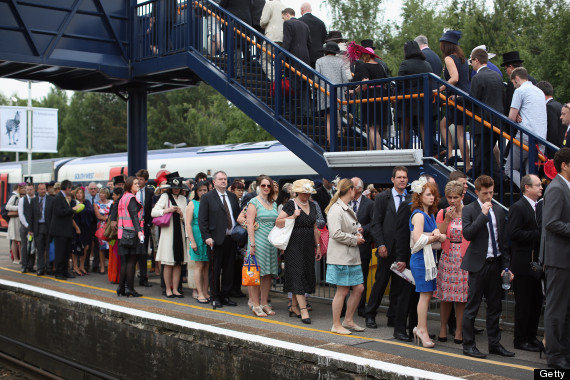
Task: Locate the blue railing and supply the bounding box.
[133,0,558,206]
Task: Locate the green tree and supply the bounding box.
[327,0,386,44]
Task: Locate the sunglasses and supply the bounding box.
[260,184,271,188]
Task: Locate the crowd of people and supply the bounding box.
[5,147,570,369]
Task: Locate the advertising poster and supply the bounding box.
[0,106,28,152]
[32,108,58,153]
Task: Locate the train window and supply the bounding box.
[197,141,277,154]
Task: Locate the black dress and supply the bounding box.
[353,62,391,132]
[282,200,317,294]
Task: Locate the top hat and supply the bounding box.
[360,39,376,49]
[325,31,347,43]
[165,172,190,191]
[320,41,340,55]
[113,175,125,185]
[439,30,462,45]
[501,51,524,67]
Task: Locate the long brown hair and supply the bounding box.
[411,182,440,215]
[258,175,277,202]
[439,41,466,63]
[325,178,353,214]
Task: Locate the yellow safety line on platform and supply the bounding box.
[1,267,536,372]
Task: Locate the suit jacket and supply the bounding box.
[507,197,542,276]
[422,47,442,76]
[21,196,33,229]
[49,192,74,238]
[298,13,327,66]
[282,18,311,65]
[370,189,412,263]
[198,189,240,244]
[29,195,54,235]
[355,195,374,244]
[461,201,510,272]
[545,98,564,158]
[470,66,504,132]
[540,174,570,269]
[137,186,154,229]
[219,0,252,26]
[313,186,332,220]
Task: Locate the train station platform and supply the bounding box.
[0,239,543,379]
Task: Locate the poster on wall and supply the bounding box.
[0,106,28,152]
[32,108,58,153]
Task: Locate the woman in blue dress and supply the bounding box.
[409,178,446,347]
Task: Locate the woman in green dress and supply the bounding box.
[185,181,210,304]
[246,175,279,317]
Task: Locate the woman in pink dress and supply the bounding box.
[435,181,470,344]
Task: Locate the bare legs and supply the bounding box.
[367,125,383,150]
[79,244,89,274]
[440,118,471,171]
[163,265,182,296]
[416,291,435,347]
[250,274,274,316]
[194,261,210,301]
[291,294,310,320]
[11,240,20,263]
[400,119,425,149]
[325,111,342,147]
[99,249,106,273]
[332,285,364,333]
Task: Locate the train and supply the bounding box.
[0,141,319,227]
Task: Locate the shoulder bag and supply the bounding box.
[153,197,172,227]
[119,229,137,248]
[268,201,298,250]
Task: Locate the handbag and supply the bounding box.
[268,202,299,250]
[103,217,117,240]
[242,254,260,286]
[153,198,172,227]
[119,229,137,248]
[410,231,442,251]
[95,223,107,241]
[529,249,543,281]
[318,226,329,256]
[231,224,248,244]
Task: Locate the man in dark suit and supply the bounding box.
[536,81,564,158]
[18,183,35,273]
[298,2,327,68]
[507,174,543,352]
[29,183,53,276]
[219,0,252,75]
[363,166,412,342]
[461,175,514,359]
[136,169,155,287]
[281,8,310,65]
[198,170,241,309]
[50,180,80,280]
[469,49,504,179]
[414,35,442,80]
[540,148,570,369]
[313,178,333,220]
[350,177,374,316]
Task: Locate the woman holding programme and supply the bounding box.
[185,181,210,304]
[246,175,279,317]
[275,179,322,324]
[152,172,189,298]
[325,178,366,334]
[435,180,470,343]
[117,177,145,297]
[409,177,446,347]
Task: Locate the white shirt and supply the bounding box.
[477,199,500,258]
[18,195,33,228]
[392,187,407,211]
[523,195,537,212]
[558,174,570,190]
[216,189,235,233]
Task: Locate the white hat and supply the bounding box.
[471,45,496,59]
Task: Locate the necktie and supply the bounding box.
[352,200,358,213]
[139,190,144,217]
[222,194,232,229]
[39,197,44,222]
[396,194,404,211]
[487,211,499,257]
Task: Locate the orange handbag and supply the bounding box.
[242,255,260,286]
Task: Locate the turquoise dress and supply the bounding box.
[247,198,278,276]
[409,209,438,292]
[190,200,208,262]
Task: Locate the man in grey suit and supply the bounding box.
[461,175,514,359]
[541,147,570,369]
[350,177,374,317]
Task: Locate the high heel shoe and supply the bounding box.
[413,327,435,348]
[125,289,142,298]
[300,307,311,324]
[116,287,125,297]
[289,305,301,318]
[252,306,268,317]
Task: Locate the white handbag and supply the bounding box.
[268,201,299,250]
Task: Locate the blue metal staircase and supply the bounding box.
[0,0,558,206]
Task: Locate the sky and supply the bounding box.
[0,0,403,101]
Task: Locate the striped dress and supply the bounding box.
[247,197,278,276]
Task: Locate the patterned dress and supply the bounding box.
[409,209,438,292]
[282,200,317,294]
[190,200,208,262]
[95,199,113,250]
[247,198,278,276]
[435,211,469,302]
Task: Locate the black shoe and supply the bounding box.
[365,318,377,329]
[394,332,412,342]
[21,268,28,273]
[489,344,515,357]
[161,289,167,296]
[387,318,394,327]
[65,271,76,279]
[212,300,223,309]
[221,297,237,306]
[514,341,540,352]
[474,327,484,334]
[116,287,125,297]
[438,336,448,342]
[174,293,184,298]
[463,346,487,359]
[36,270,45,276]
[429,334,436,340]
[125,289,143,298]
[166,294,176,298]
[229,290,246,298]
[55,275,67,280]
[139,280,152,287]
[454,339,463,344]
[529,338,544,350]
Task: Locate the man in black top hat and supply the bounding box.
[501,51,537,116]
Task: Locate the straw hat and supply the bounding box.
[292,179,317,194]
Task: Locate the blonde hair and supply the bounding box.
[324,178,353,214]
[445,180,464,197]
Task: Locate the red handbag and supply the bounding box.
[95,224,107,241]
[318,226,329,256]
[270,78,291,97]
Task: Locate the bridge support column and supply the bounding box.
[127,90,148,175]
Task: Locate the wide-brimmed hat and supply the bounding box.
[292,179,316,194]
[360,39,376,49]
[501,51,524,67]
[544,160,557,180]
[439,30,462,45]
[164,171,190,191]
[325,31,347,43]
[470,45,496,60]
[346,41,380,62]
[320,41,340,55]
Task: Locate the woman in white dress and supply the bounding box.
[6,184,25,264]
